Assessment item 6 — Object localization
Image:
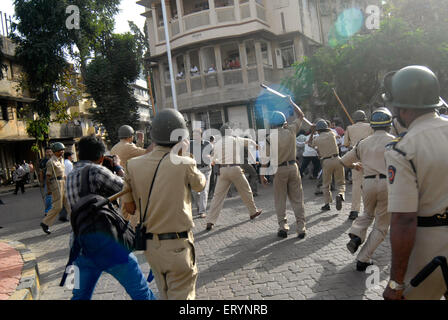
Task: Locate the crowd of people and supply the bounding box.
[28,65,448,301]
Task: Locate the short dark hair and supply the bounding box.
[78,135,106,161]
[64,151,73,159]
[45,146,52,151]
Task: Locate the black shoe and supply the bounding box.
[346,234,362,254]
[356,260,374,272]
[277,230,288,238]
[206,223,214,231]
[321,204,331,211]
[297,232,306,239]
[253,192,258,197]
[40,223,51,235]
[59,217,69,222]
[336,194,344,211]
[349,211,359,220]
[315,191,323,195]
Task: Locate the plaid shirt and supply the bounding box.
[66,160,123,208]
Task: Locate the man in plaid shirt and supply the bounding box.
[66,135,155,300]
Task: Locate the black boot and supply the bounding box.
[277,229,288,238]
[336,194,344,211]
[321,203,331,211]
[40,223,51,235]
[349,211,359,220]
[356,260,374,272]
[346,234,362,254]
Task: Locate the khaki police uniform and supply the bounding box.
[344,122,373,213]
[122,146,206,300]
[385,112,448,300]
[265,118,306,234]
[206,136,260,225]
[311,131,345,205]
[42,155,71,226]
[110,140,147,225]
[341,130,395,263]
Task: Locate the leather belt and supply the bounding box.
[279,160,297,167]
[145,231,189,240]
[417,212,448,227]
[220,164,240,168]
[321,154,339,161]
[51,176,64,181]
[365,174,387,179]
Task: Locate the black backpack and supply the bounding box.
[70,165,135,257]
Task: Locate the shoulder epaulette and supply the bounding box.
[385,132,416,174]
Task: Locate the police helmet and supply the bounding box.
[315,119,328,131]
[118,125,135,139]
[382,65,443,109]
[370,107,393,128]
[150,109,188,145]
[352,110,367,122]
[51,142,65,152]
[270,111,287,127]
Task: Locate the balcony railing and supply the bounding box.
[170,20,180,36]
[216,6,235,23]
[247,67,258,83]
[175,80,187,95]
[205,73,219,88]
[240,3,251,20]
[184,10,210,31]
[223,69,243,86]
[191,76,202,92]
[256,4,266,22]
[158,26,165,41]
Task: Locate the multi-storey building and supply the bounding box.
[137,0,379,131]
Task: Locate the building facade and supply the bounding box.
[137,0,378,132]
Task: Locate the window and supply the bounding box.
[176,55,185,79]
[202,47,217,73]
[209,110,223,129]
[255,0,265,6]
[260,41,271,66]
[163,62,171,83]
[221,43,241,70]
[189,51,201,76]
[0,103,13,121]
[245,40,257,67]
[184,0,209,15]
[215,0,234,8]
[280,40,295,68]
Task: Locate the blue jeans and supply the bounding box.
[72,252,156,300]
[43,185,52,214]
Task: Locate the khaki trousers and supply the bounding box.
[403,227,448,300]
[351,169,363,212]
[349,178,390,263]
[322,157,345,204]
[42,181,71,227]
[207,166,257,225]
[144,231,197,300]
[273,164,306,233]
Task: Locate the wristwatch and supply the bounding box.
[388,280,405,291]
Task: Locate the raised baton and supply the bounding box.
[260,83,313,126]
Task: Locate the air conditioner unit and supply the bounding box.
[275,48,283,69]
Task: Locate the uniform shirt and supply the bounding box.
[46,155,65,192]
[213,136,256,165]
[344,122,373,147]
[122,146,206,234]
[66,161,124,208]
[110,140,147,167]
[310,130,339,159]
[265,118,302,165]
[385,112,448,216]
[341,130,395,176]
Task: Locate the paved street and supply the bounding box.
[0,178,391,300]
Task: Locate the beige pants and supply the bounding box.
[144,231,197,300]
[349,178,390,263]
[42,182,71,227]
[273,164,306,233]
[403,227,448,300]
[351,168,363,212]
[322,157,345,204]
[206,166,257,225]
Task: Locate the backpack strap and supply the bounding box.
[80,165,92,198]
[140,153,169,226]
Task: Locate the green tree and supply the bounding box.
[85,33,142,145]
[283,0,448,125]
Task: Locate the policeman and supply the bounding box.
[206,124,262,231]
[381,65,448,300]
[122,109,206,300]
[308,120,345,211]
[343,110,373,220]
[111,125,152,224]
[110,125,151,166]
[390,117,407,137]
[40,142,71,234]
[260,99,306,239]
[340,108,395,271]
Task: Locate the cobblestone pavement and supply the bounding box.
[0,178,391,300]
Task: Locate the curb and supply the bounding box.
[0,240,40,300]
